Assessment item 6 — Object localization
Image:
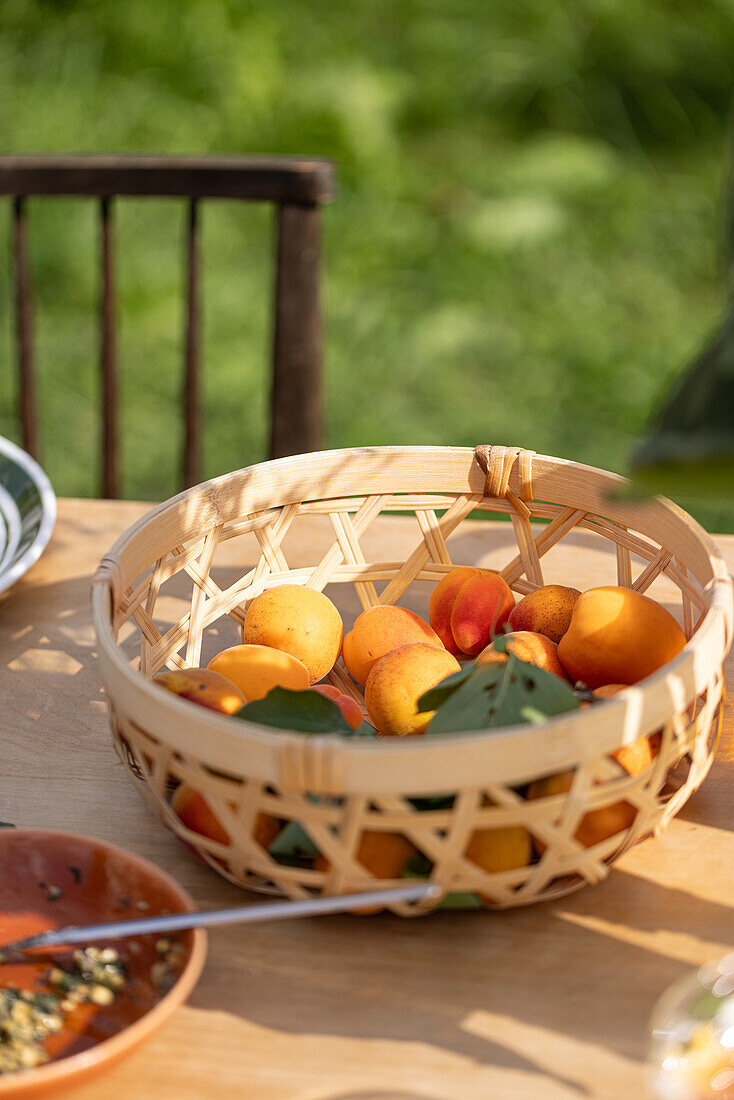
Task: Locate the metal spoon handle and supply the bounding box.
[4,882,439,954]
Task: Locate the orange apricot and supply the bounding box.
[315,831,417,879]
[611,736,654,776]
[590,683,663,760]
[315,831,418,913]
[208,644,309,701]
[365,642,461,736]
[428,567,484,655]
[558,586,686,689]
[309,684,363,729]
[526,732,653,851]
[449,571,515,655]
[171,784,281,851]
[476,630,569,681]
[342,604,443,686]
[592,683,627,699]
[153,668,246,714]
[244,584,343,682]
[506,584,581,645]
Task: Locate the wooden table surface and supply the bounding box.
[1,498,733,1100]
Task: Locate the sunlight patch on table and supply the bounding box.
[461,1009,641,1096]
[75,1004,598,1100]
[558,909,731,966]
[8,648,83,676]
[619,821,734,909]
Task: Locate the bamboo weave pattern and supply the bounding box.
[93,446,732,913]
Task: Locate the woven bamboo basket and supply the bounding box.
[91,445,733,915]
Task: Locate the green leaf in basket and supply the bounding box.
[402,857,483,908]
[437,892,485,910]
[235,687,354,734]
[416,662,481,711]
[424,652,579,736]
[408,794,456,811]
[268,820,321,860]
[402,853,434,878]
[342,721,379,739]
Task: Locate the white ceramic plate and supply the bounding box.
[0,436,56,595]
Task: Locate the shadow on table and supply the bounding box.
[3,533,731,1095]
[677,772,734,832]
[188,868,733,1097]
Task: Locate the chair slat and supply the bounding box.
[12,197,37,459]
[183,199,201,489]
[100,197,119,498]
[270,203,323,459]
[5,157,335,492]
[0,156,336,205]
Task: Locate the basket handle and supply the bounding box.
[474,445,535,505]
[474,445,544,586]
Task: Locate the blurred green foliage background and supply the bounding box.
[0,0,732,527]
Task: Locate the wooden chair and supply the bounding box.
[1,154,336,497]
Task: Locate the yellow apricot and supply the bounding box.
[342,604,443,686]
[557,585,686,689]
[465,824,532,907]
[208,644,309,700]
[364,642,460,736]
[244,584,343,683]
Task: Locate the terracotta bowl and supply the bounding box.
[0,830,207,1097]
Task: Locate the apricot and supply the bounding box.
[171,784,281,851]
[557,586,686,689]
[244,584,343,682]
[611,735,654,776]
[526,732,653,850]
[466,825,532,904]
[208,644,309,701]
[342,604,443,686]
[593,683,663,761]
[429,567,483,655]
[592,683,627,699]
[476,631,569,681]
[315,831,417,878]
[449,571,516,655]
[365,642,461,736]
[507,584,581,645]
[153,668,246,714]
[309,684,363,729]
[315,830,418,913]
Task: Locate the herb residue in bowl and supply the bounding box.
[0,938,186,1077]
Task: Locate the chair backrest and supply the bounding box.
[1,154,336,497]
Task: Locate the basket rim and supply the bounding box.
[90,446,734,784]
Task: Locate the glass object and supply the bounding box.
[648,955,734,1098]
